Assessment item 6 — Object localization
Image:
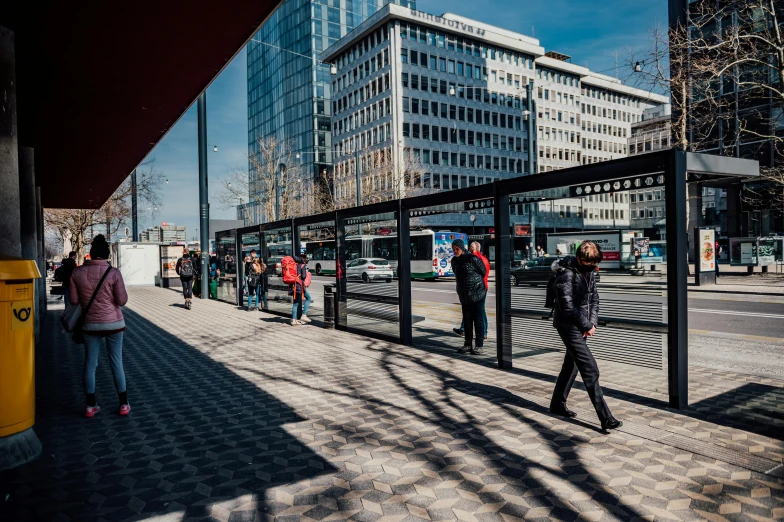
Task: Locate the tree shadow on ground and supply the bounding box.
[0,307,335,522]
[227,340,651,521]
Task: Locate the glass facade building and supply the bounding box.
[247,0,415,223]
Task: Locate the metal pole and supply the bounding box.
[526,82,535,176]
[131,169,138,241]
[197,92,210,299]
[355,148,362,235]
[275,168,280,221]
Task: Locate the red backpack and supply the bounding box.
[281,256,299,285]
[303,269,312,287]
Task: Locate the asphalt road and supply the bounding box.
[308,275,784,339]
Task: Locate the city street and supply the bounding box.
[307,275,784,379]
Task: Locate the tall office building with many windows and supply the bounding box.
[247,0,414,223]
[321,4,667,241]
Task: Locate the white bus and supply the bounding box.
[304,230,467,280]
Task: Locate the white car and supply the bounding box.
[347,258,394,283]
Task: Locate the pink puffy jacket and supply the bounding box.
[69,260,128,332]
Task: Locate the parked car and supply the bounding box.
[347,258,394,283]
[266,256,283,276]
[511,256,602,287]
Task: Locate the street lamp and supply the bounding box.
[634,61,642,73]
[469,214,477,237]
[276,162,286,221]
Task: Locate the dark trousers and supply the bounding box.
[461,299,485,347]
[551,326,612,423]
[182,278,193,299]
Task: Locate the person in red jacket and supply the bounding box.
[453,241,490,339]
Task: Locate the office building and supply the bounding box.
[321,5,668,245]
[247,0,415,224]
[141,224,186,244]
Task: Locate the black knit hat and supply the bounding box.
[90,234,110,260]
[452,239,466,251]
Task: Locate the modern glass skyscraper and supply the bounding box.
[247,0,415,223]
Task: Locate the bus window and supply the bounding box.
[410,236,432,261]
[371,237,398,260]
[346,239,362,260]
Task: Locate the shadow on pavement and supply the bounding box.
[0,307,335,521]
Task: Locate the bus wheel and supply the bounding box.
[315,264,322,275]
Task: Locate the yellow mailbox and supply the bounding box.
[0,256,41,439]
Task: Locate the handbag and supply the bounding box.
[61,267,112,345]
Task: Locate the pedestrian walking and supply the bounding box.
[453,241,490,340]
[175,250,198,310]
[55,251,78,304]
[549,240,622,431]
[68,235,130,418]
[290,253,313,326]
[450,239,487,355]
[246,257,268,311]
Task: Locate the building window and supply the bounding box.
[401,49,408,63]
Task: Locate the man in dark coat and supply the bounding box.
[550,240,622,431]
[450,239,487,355]
[57,252,77,304]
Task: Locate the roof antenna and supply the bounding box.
[532,26,535,37]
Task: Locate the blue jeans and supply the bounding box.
[247,283,268,309]
[291,289,312,319]
[460,298,488,337]
[83,332,126,396]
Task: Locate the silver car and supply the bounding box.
[347,258,394,283]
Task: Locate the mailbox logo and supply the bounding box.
[11,300,33,330]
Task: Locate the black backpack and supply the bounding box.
[544,274,558,309]
[247,271,260,287]
[180,259,194,278]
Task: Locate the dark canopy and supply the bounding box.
[1,1,280,208]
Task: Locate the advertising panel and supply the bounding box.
[546,232,621,268]
[698,229,716,272]
[740,242,754,264]
[160,245,182,279]
[514,224,531,237]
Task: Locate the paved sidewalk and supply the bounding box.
[1,287,783,521]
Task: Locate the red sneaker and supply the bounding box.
[119,404,131,416]
[85,405,101,418]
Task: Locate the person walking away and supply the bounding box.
[450,239,486,355]
[454,242,490,339]
[69,235,130,418]
[55,251,78,304]
[176,250,198,310]
[550,240,621,431]
[290,253,313,326]
[246,258,265,311]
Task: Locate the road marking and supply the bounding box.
[688,308,784,319]
[689,329,784,343]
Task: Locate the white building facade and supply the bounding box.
[321,5,668,238]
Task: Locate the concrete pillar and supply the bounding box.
[18,147,39,339]
[0,25,42,473]
[19,148,36,260]
[0,26,21,257]
[36,186,46,328]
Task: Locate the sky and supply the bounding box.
[140,0,668,238]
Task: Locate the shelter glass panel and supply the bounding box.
[506,174,669,396]
[337,212,400,341]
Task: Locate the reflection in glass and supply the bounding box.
[215,230,237,304]
[507,174,669,395]
[338,213,400,340]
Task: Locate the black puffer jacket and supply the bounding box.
[452,253,487,304]
[552,256,599,333]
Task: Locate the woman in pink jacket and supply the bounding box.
[69,235,130,418]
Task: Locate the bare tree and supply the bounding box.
[216,136,318,224]
[333,146,433,208]
[44,159,164,262]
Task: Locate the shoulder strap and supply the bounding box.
[83,267,112,317]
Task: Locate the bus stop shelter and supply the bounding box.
[216,150,759,409]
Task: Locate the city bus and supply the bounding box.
[304,230,467,279]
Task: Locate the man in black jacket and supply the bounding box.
[550,241,621,431]
[57,252,77,305]
[450,239,487,355]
